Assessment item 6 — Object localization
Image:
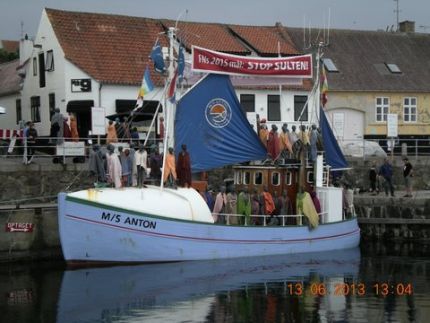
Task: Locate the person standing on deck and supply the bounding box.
[259,120,269,148]
[163,147,177,188]
[267,124,280,161]
[261,186,275,225]
[251,188,261,225]
[213,186,227,223]
[106,144,122,188]
[149,146,162,184]
[279,123,293,159]
[237,187,251,225]
[204,186,215,212]
[225,185,238,224]
[177,144,192,188]
[309,124,319,162]
[135,144,148,187]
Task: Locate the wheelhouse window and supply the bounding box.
[403,97,417,123]
[254,171,263,185]
[234,171,242,185]
[307,171,314,184]
[243,171,251,185]
[375,97,389,122]
[284,171,292,186]
[240,94,255,113]
[267,95,280,121]
[30,96,41,123]
[271,172,280,186]
[294,95,308,121]
[45,50,55,71]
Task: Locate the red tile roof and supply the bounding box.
[46,9,306,90]
[1,40,19,53]
[46,8,169,86]
[0,59,21,96]
[229,24,298,56]
[162,20,250,54]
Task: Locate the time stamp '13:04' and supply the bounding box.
[287,283,413,296]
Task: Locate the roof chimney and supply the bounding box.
[399,20,415,33]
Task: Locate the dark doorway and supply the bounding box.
[66,100,94,140]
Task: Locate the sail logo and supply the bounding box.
[205,98,232,128]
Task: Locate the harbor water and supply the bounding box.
[1,241,429,323]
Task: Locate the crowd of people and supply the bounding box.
[368,157,414,197]
[201,184,322,227]
[89,142,192,190]
[258,120,322,163]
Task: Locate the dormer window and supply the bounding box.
[385,63,401,74]
[322,58,338,72]
[46,50,55,71]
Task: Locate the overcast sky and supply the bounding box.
[0,0,429,40]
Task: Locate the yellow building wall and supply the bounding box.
[326,92,430,136]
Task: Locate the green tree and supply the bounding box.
[0,48,19,63]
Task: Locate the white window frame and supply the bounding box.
[403,97,417,123]
[307,171,314,184]
[284,171,292,186]
[375,97,390,122]
[45,50,55,71]
[234,171,242,185]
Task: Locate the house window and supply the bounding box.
[33,57,37,76]
[322,58,338,72]
[16,99,22,123]
[271,172,280,186]
[268,95,280,121]
[240,94,255,113]
[49,93,56,119]
[403,97,417,123]
[294,95,308,121]
[243,171,251,185]
[376,97,389,122]
[45,50,55,71]
[30,96,41,123]
[385,63,401,74]
[38,52,46,88]
[254,171,263,185]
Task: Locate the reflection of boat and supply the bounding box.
[56,248,360,322]
[58,26,359,265]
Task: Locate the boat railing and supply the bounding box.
[218,212,328,226]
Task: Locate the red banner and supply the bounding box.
[5,223,34,233]
[192,46,313,78]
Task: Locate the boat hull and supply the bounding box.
[58,192,360,263]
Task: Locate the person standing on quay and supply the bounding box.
[379,158,395,197]
[402,157,413,197]
[177,144,192,188]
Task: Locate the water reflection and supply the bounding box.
[1,243,429,323]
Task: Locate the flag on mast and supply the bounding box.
[321,65,328,107]
[167,69,178,103]
[135,66,154,109]
[150,39,166,74]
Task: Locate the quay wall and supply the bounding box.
[0,156,430,263]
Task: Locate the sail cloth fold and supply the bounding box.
[319,106,349,171]
[175,74,267,172]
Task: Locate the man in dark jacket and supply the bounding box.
[379,158,394,197]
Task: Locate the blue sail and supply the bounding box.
[175,74,267,172]
[319,106,349,170]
